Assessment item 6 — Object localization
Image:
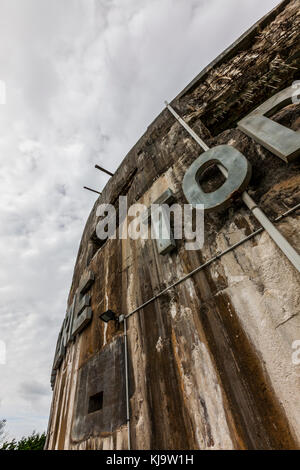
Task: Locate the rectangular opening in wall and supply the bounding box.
[88,391,103,414]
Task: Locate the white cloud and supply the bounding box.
[0,0,280,440]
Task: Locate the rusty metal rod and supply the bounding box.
[124,317,131,450]
[83,186,102,195]
[95,164,114,177]
[125,202,300,320]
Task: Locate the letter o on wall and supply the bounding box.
[182,145,252,212]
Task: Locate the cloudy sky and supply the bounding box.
[0,0,280,441]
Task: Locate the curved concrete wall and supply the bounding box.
[46,0,300,450]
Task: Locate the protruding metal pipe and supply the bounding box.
[124,202,300,321]
[83,186,102,195]
[165,101,209,152]
[242,191,300,272]
[95,165,114,177]
[165,101,300,273]
[123,317,131,450]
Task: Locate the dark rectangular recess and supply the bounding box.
[88,391,103,414]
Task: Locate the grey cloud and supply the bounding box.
[19,381,50,401]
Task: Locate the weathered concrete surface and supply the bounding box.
[72,336,128,442]
[46,0,300,450]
